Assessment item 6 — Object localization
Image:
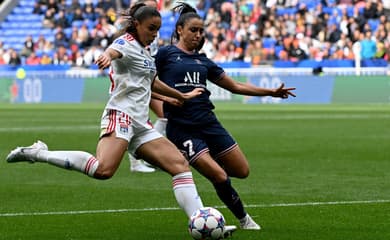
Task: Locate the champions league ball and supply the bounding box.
[188,207,225,240]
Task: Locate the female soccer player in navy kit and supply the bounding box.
[155,3,296,230]
[6,3,205,221]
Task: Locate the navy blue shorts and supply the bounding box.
[166,120,237,164]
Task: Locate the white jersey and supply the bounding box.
[104,33,157,125]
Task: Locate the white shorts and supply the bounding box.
[100,109,163,157]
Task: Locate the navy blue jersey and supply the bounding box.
[155,45,225,125]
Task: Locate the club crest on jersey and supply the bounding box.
[195,59,202,64]
[119,123,128,134]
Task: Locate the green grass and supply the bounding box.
[0,103,389,240]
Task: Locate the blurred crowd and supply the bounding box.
[0,0,390,67]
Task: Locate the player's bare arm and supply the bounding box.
[152,78,204,101]
[95,48,123,70]
[151,92,183,107]
[216,74,296,99]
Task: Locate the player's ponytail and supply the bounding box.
[173,1,197,15]
[171,2,202,44]
[114,3,160,39]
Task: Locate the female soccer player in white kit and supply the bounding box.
[6,3,204,220]
[125,0,166,173]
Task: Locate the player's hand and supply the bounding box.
[271,83,296,99]
[95,53,111,70]
[182,87,204,100]
[165,97,184,107]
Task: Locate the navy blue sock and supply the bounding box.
[213,178,247,220]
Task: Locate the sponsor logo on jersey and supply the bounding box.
[144,59,156,71]
[175,71,206,88]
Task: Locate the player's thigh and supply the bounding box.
[218,146,250,178]
[192,153,228,184]
[98,109,131,173]
[137,137,189,175]
[96,134,128,173]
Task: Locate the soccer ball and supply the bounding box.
[188,207,225,240]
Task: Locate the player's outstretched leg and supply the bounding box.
[7,140,99,177]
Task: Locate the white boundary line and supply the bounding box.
[1,199,389,217]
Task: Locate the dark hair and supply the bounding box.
[114,3,160,38]
[171,2,202,44]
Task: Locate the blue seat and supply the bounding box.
[3,36,25,43]
[276,8,297,16]
[159,26,173,40]
[19,0,36,7]
[4,43,24,50]
[7,14,42,21]
[72,20,84,28]
[12,7,33,14]
[246,2,254,11]
[346,6,355,17]
[299,0,319,10]
[274,45,284,57]
[262,38,276,49]
[368,19,380,32]
[63,28,73,38]
[1,21,42,29]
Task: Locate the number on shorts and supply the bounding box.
[183,140,195,157]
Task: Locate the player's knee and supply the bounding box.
[236,167,250,178]
[94,165,115,180]
[169,156,190,175]
[231,167,249,179]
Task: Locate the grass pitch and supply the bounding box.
[0,103,389,240]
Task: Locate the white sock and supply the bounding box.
[154,118,167,136]
[172,172,204,218]
[37,150,99,177]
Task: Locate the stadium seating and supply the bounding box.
[0,3,44,51]
[0,0,388,69]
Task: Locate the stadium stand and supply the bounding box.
[0,0,389,69]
